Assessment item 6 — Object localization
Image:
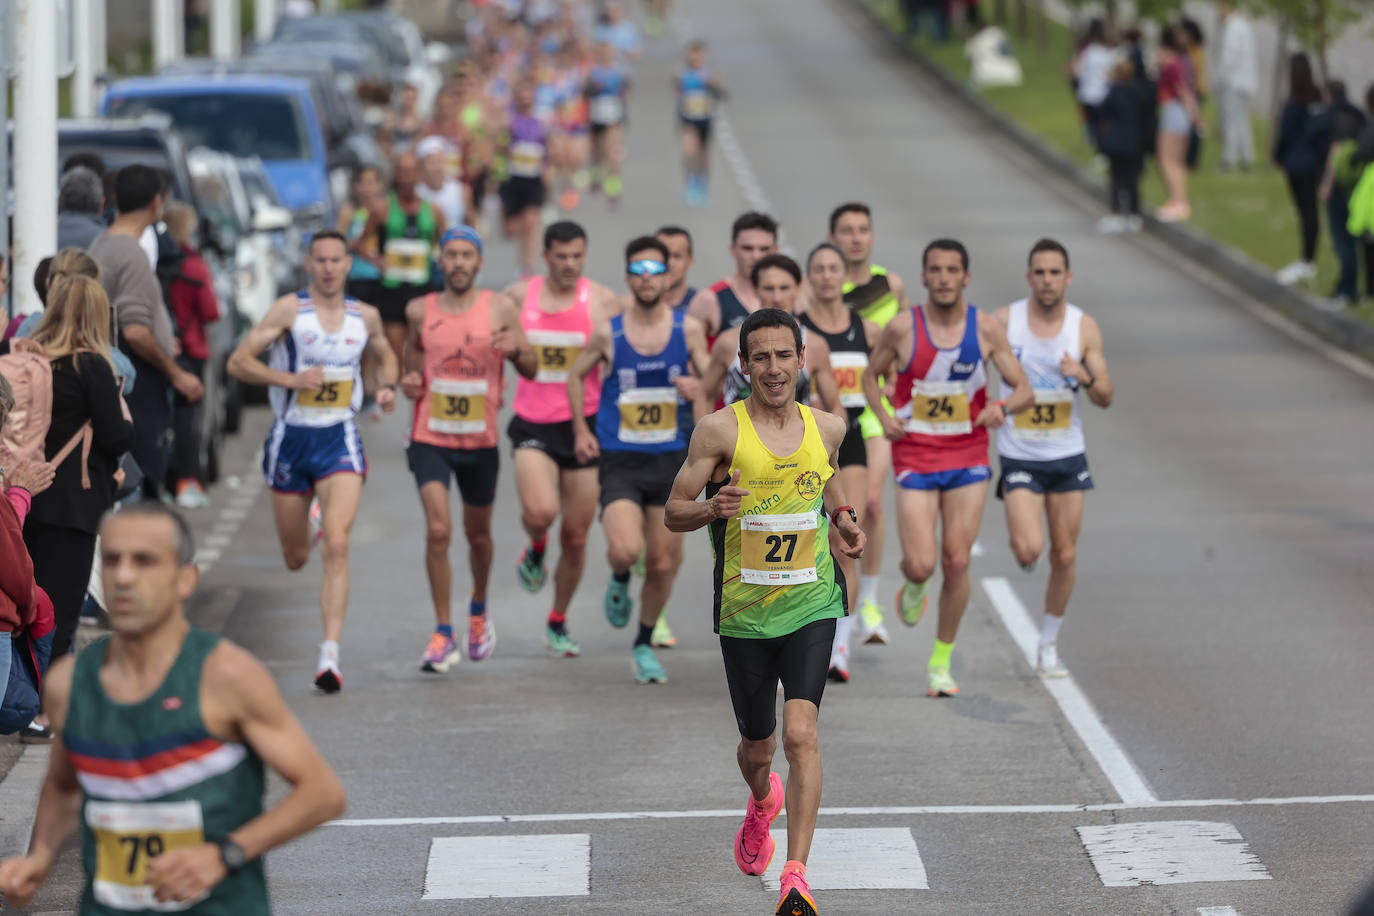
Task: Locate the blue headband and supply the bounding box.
[441,225,484,254]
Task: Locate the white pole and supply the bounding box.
[254,0,274,42]
[72,0,94,117]
[211,0,239,60]
[13,0,58,318]
[92,0,106,77]
[152,0,173,68]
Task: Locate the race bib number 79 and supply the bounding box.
[88,799,207,912]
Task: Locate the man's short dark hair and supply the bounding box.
[544,220,586,250]
[731,211,778,243]
[103,501,197,566]
[1028,238,1070,269]
[750,253,801,288]
[828,202,871,235]
[922,238,969,271]
[62,151,107,177]
[655,225,693,255]
[58,166,104,214]
[739,308,804,362]
[625,236,669,266]
[113,164,163,214]
[309,229,349,254]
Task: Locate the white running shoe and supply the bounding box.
[1036,642,1068,679]
[827,644,850,683]
[855,600,890,645]
[314,641,342,693]
[1276,260,1315,285]
[1096,215,1127,235]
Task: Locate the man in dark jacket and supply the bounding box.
[55,167,106,252]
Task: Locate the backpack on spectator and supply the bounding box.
[0,349,94,488]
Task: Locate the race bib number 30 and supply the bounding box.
[829,352,869,408]
[1012,389,1073,439]
[617,387,678,444]
[429,378,488,434]
[906,380,971,435]
[739,513,819,585]
[528,331,585,383]
[88,799,207,912]
[296,367,355,417]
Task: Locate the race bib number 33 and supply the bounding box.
[1012,389,1074,439]
[739,513,819,585]
[906,380,971,435]
[429,378,488,434]
[88,799,207,912]
[617,387,678,444]
[528,331,585,383]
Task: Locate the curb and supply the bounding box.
[844,0,1374,363]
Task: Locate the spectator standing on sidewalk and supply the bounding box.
[1155,26,1201,222]
[1179,18,1207,169]
[1214,2,1258,170]
[1273,54,1330,287]
[1096,58,1145,235]
[1320,82,1372,307]
[89,164,203,501]
[163,202,221,508]
[55,167,107,252]
[1072,20,1116,151]
[0,375,34,723]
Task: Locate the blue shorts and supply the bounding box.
[996,454,1093,498]
[895,464,991,491]
[263,421,367,494]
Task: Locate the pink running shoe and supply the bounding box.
[776,860,818,915]
[734,771,784,876]
[468,616,495,661]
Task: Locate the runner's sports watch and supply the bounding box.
[218,838,248,873]
[831,505,857,526]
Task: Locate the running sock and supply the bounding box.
[529,536,548,562]
[858,575,880,607]
[437,624,454,639]
[833,614,853,650]
[319,640,340,670]
[1040,613,1064,646]
[547,610,567,634]
[613,569,631,584]
[634,622,654,647]
[929,638,955,670]
[754,779,779,809]
[470,598,487,618]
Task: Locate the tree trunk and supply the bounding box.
[1016,0,1028,38]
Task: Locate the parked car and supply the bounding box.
[234,155,306,296]
[274,11,442,112]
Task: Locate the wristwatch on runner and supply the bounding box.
[831,505,857,526]
[218,838,248,873]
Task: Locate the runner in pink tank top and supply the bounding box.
[401,226,536,674]
[513,275,601,424]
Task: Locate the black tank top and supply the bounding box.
[712,279,750,332]
[798,309,869,423]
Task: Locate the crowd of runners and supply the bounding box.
[0,3,1119,915]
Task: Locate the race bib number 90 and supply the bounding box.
[617,387,678,444]
[1012,389,1073,439]
[739,512,819,585]
[88,799,207,912]
[906,380,971,435]
[828,352,869,408]
[527,331,585,383]
[428,378,488,435]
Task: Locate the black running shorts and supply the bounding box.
[719,617,837,742]
[507,414,598,471]
[406,442,500,507]
[598,449,686,509]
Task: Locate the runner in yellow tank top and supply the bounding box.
[667,308,864,916]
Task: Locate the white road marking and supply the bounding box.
[326,792,1374,827]
[1198,907,1241,916]
[0,747,49,856]
[1077,821,1270,887]
[982,576,1156,805]
[421,834,590,900]
[762,828,928,891]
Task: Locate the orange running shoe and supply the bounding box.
[776,860,818,915]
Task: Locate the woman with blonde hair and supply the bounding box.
[4,248,101,341]
[0,275,133,668]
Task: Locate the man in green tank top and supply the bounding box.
[667,309,865,916]
[0,503,345,914]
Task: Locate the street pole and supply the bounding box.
[72,0,95,117]
[93,0,106,77]
[211,0,239,60]
[13,0,57,319]
[254,0,275,42]
[151,0,182,68]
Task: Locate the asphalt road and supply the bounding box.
[7,0,1374,913]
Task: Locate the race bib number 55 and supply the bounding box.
[739,513,819,585]
[88,799,207,912]
[527,331,585,383]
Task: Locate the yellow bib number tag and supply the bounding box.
[739,513,819,586]
[509,140,544,178]
[617,387,678,444]
[88,799,206,912]
[681,90,712,119]
[296,367,355,417]
[590,95,625,125]
[829,352,869,409]
[1012,389,1073,440]
[906,380,971,435]
[528,330,585,383]
[428,378,488,435]
[383,237,431,285]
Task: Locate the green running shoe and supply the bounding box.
[546,625,581,658]
[517,547,546,593]
[897,580,929,627]
[633,644,667,684]
[604,577,632,628]
[927,665,959,697]
[856,599,890,645]
[651,615,677,648]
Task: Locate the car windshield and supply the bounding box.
[106,93,311,161]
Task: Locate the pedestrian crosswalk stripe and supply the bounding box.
[1076,821,1271,887]
[422,834,590,900]
[762,828,929,891]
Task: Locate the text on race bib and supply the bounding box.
[296,366,355,415]
[428,378,488,435]
[88,799,207,912]
[1012,388,1073,439]
[383,238,431,285]
[617,387,678,444]
[828,351,869,408]
[590,95,625,125]
[509,140,544,178]
[681,90,712,119]
[527,330,586,383]
[905,380,972,435]
[739,512,819,586]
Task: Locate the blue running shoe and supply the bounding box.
[604,577,632,628]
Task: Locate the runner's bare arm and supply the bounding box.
[494,295,538,380]
[502,279,529,304]
[816,411,865,558]
[227,296,316,390]
[806,334,842,417]
[568,321,610,463]
[889,270,911,310]
[400,296,427,399]
[688,286,721,337]
[590,282,624,322]
[863,311,909,440]
[993,304,1012,328]
[1068,314,1113,408]
[144,642,346,905]
[694,328,733,421]
[665,411,738,532]
[361,305,399,412]
[861,318,882,348]
[0,657,82,908]
[978,312,1032,425]
[675,316,710,403]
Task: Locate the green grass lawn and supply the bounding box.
[863,0,1354,312]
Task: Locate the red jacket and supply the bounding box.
[0,492,35,634]
[170,244,222,361]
